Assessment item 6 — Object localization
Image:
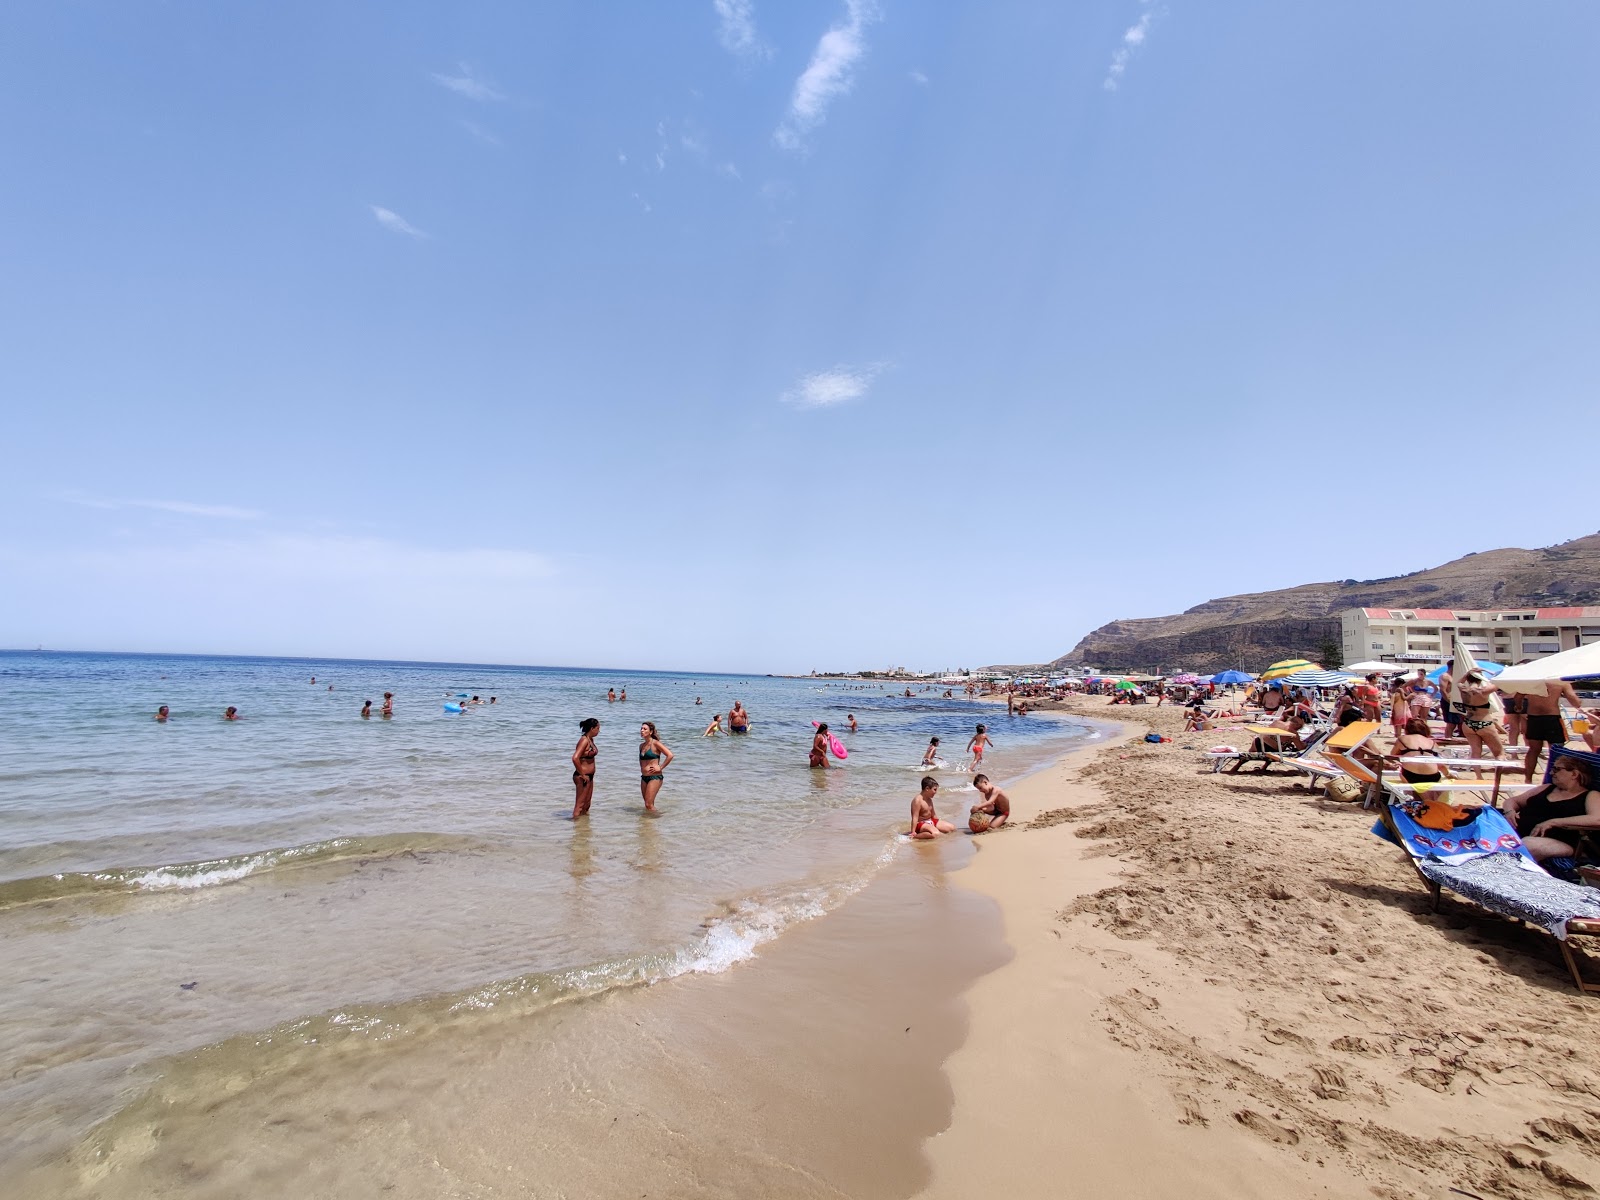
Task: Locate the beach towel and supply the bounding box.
[1377,801,1539,869]
[1375,803,1600,938]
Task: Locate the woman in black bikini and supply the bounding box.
[638,721,673,813]
[1456,670,1506,760]
[1387,717,1442,785]
[1504,758,1600,863]
[572,718,600,819]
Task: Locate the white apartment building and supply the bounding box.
[1341,606,1600,666]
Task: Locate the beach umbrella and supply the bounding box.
[1280,668,1358,689]
[1472,644,1599,696]
[1424,659,1504,684]
[1211,670,1253,684]
[1260,658,1319,682]
[1168,673,1201,685]
[1343,660,1408,675]
[1114,680,1138,691]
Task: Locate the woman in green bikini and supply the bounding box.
[638,721,674,813]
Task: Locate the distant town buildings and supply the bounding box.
[1341,606,1600,666]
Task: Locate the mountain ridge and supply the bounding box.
[1025,533,1600,675]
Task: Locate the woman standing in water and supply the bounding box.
[638,721,674,813]
[572,718,600,819]
[810,723,831,769]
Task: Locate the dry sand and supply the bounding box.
[922,698,1600,1200]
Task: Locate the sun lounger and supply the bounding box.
[1207,728,1327,774]
[1375,800,1600,995]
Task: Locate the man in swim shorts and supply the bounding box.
[910,777,955,839]
[969,774,1010,832]
[1522,679,1587,781]
[729,701,749,733]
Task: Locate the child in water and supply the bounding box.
[966,724,993,767]
[921,737,942,766]
[910,777,955,839]
[703,713,725,737]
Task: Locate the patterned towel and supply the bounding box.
[1416,854,1600,939]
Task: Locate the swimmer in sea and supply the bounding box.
[619,688,627,702]
[489,696,497,705]
[730,700,749,734]
[910,777,955,839]
[695,696,703,706]
[966,723,993,767]
[608,688,616,703]
[810,723,831,769]
[155,705,170,722]
[572,718,599,819]
[638,721,674,813]
[382,692,393,718]
[224,706,241,721]
[968,774,1011,832]
[360,699,372,719]
[310,676,315,685]
[703,713,724,737]
[922,737,942,766]
[847,713,857,733]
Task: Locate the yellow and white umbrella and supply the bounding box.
[1260,658,1319,682]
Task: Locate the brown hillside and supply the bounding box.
[1045,533,1600,675]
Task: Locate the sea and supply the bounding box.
[0,650,1097,1189]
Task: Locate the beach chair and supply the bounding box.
[1374,800,1600,995]
[1301,721,1383,800]
[1208,728,1326,775]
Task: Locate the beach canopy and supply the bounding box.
[1493,643,1600,695]
[1168,673,1202,684]
[1343,661,1409,675]
[1260,658,1319,682]
[1211,670,1254,684]
[1280,668,1358,689]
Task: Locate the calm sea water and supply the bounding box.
[0,650,1094,1170]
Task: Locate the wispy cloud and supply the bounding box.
[714,0,770,61]
[1104,8,1158,91]
[56,491,264,520]
[782,362,886,409]
[774,0,881,151]
[370,205,427,238]
[909,69,930,86]
[430,63,504,102]
[461,119,501,146]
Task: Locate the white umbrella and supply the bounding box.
[1493,643,1600,696]
[1343,661,1408,674]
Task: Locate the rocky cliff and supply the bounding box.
[1044,533,1600,675]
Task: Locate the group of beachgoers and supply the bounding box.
[571,699,1011,836]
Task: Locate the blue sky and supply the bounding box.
[2,1,1597,673]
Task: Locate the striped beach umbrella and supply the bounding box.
[1260,658,1319,682]
[1280,668,1358,689]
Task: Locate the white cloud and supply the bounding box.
[714,0,770,60]
[1104,9,1158,91]
[430,64,504,102]
[909,69,930,85]
[782,362,886,409]
[618,151,628,166]
[717,161,742,181]
[461,120,501,146]
[56,491,263,520]
[370,205,427,238]
[774,0,881,151]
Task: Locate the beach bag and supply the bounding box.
[1144,733,1163,743]
[1325,776,1364,804]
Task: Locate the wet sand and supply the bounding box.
[924,698,1600,1200]
[7,840,1005,1200]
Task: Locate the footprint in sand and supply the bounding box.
[1233,1110,1301,1146]
[1310,1064,1348,1100]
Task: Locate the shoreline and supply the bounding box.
[922,697,1600,1199]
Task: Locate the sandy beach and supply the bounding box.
[925,698,1600,1200]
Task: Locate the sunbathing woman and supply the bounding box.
[1386,717,1442,785]
[1503,758,1600,864]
